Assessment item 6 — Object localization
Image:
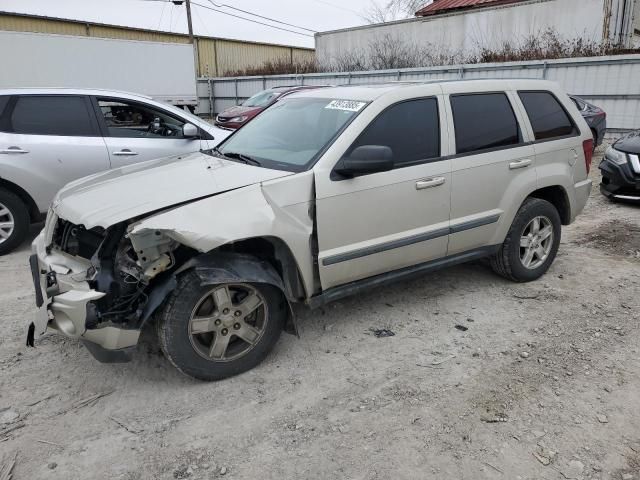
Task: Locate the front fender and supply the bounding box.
[142,252,298,336]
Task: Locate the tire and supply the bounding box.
[0,188,30,256]
[157,271,286,381]
[490,198,561,282]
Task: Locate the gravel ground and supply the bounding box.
[1,147,639,480]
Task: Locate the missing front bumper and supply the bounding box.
[29,239,142,362]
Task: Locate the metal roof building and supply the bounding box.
[316,0,640,66]
[0,10,315,77]
[415,0,523,16]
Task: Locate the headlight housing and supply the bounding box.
[604,146,628,166]
[229,116,248,123]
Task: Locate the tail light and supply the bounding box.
[583,139,594,174]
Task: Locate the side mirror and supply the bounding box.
[183,123,199,138]
[334,145,394,177]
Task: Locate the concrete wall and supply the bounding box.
[316,0,611,64]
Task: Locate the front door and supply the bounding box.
[93,97,202,168]
[314,97,451,290]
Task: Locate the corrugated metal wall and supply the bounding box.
[0,12,314,77]
[198,54,640,131]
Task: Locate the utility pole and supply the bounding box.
[173,0,199,77]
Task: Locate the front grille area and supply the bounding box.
[52,219,105,259]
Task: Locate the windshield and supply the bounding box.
[242,90,282,108]
[217,97,367,171]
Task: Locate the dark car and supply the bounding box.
[215,85,326,130]
[569,95,606,148]
[599,130,640,201]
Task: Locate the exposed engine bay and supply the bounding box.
[50,218,182,329]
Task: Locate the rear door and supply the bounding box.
[315,97,451,290]
[93,97,203,168]
[0,94,110,212]
[445,90,537,255]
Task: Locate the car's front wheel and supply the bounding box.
[0,188,30,256]
[157,271,286,381]
[490,198,561,282]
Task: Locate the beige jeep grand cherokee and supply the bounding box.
[29,79,593,380]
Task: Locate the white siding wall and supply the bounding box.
[316,0,607,63]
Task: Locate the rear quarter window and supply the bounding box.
[519,91,578,141]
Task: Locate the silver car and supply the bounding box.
[0,88,231,254]
[29,79,593,380]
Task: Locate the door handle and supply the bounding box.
[509,159,532,170]
[416,177,446,190]
[0,146,29,154]
[112,149,139,156]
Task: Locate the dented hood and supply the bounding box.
[53,151,293,228]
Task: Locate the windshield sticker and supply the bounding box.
[325,100,367,112]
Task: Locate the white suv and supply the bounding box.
[29,79,593,380]
[0,88,231,254]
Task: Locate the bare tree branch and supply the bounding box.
[362,0,433,23]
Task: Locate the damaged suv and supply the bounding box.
[30,80,593,380]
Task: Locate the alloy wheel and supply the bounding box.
[0,202,15,245]
[188,283,268,362]
[519,215,554,269]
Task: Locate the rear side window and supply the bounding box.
[519,91,578,140]
[450,93,520,154]
[10,96,95,136]
[349,98,440,168]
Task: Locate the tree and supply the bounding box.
[362,0,432,23]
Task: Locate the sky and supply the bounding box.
[0,0,383,48]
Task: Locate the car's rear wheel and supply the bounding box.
[490,198,561,282]
[0,188,30,256]
[157,271,286,381]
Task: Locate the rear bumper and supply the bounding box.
[29,232,140,362]
[599,157,640,200]
[572,178,592,222]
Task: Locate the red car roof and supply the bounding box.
[416,0,523,16]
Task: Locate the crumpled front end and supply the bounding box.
[28,209,166,362]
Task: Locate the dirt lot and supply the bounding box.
[1,147,639,480]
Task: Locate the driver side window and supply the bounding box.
[96,98,186,139]
[347,98,440,169]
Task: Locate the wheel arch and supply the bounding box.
[527,185,571,225]
[0,177,41,222]
[142,239,304,335]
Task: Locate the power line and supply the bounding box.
[309,0,362,15]
[190,1,314,37]
[205,0,316,33]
